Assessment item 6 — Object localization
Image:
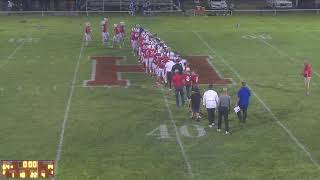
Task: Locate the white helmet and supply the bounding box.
[101,21,105,25]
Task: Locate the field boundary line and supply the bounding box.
[54,40,85,177]
[193,31,320,169]
[159,85,195,180]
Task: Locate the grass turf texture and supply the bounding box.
[0,14,320,179]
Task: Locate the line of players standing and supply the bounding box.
[130,25,203,119]
[83,18,202,120]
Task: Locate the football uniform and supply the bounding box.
[101,22,109,42]
[131,31,139,51]
[113,26,121,43]
[191,74,199,90]
[304,64,312,77]
[148,47,156,73]
[84,25,92,42]
[184,73,192,99]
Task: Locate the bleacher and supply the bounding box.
[82,0,175,11]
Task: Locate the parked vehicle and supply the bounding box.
[266,0,293,8]
[208,0,228,10]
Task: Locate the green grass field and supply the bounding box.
[1,14,320,180]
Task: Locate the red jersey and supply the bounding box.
[184,74,192,86]
[131,32,139,41]
[102,23,108,33]
[120,25,125,33]
[85,26,91,34]
[148,48,156,58]
[138,37,145,48]
[172,74,185,87]
[191,74,199,85]
[142,45,148,58]
[304,64,312,77]
[115,26,121,34]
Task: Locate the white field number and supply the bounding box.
[241,34,272,40]
[147,124,206,139]
[8,38,40,43]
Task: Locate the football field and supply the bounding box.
[1,14,320,179]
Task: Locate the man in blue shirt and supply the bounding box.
[237,81,251,123]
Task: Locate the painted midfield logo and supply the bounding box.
[84,56,232,87]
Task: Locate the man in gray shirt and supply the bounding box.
[217,88,231,134]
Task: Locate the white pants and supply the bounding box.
[102,32,109,42]
[85,33,91,41]
[113,34,121,43]
[148,58,154,70]
[131,40,138,51]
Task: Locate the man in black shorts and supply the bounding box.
[191,87,201,121]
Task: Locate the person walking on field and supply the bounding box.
[203,84,219,128]
[303,61,312,96]
[217,88,231,134]
[190,87,201,121]
[237,81,251,124]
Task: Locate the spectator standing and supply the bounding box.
[191,87,201,121]
[172,70,185,107]
[203,84,219,128]
[172,60,183,75]
[303,61,312,96]
[164,60,175,89]
[217,88,231,134]
[129,0,137,16]
[7,0,13,12]
[237,81,251,124]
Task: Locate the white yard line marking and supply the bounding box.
[159,85,195,180]
[54,41,85,176]
[193,31,320,169]
[252,34,320,79]
[0,41,26,69]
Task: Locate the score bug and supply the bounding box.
[1,160,54,178]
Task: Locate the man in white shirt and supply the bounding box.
[203,84,219,128]
[164,60,175,89]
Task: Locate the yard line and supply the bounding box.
[253,35,320,79]
[193,31,320,169]
[0,40,26,69]
[54,41,85,177]
[159,85,195,180]
[252,33,320,78]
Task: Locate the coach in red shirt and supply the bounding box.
[172,70,185,107]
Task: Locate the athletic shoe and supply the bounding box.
[209,125,213,128]
[225,131,230,135]
[216,129,221,132]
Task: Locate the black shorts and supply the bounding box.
[192,104,200,113]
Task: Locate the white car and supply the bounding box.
[266,0,293,8]
[208,0,228,10]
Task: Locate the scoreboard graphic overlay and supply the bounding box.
[1,160,54,178]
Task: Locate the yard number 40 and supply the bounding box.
[147,124,206,139]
